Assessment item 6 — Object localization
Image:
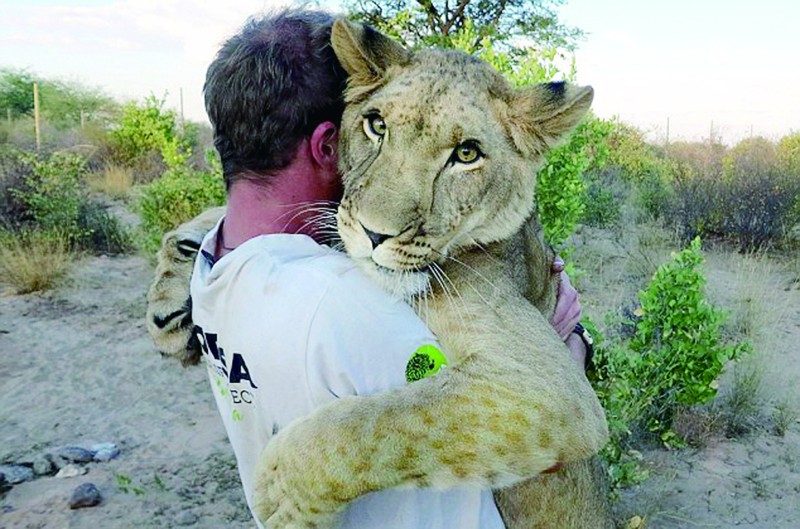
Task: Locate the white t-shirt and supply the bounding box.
[190,221,504,529]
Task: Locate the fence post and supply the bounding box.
[33,81,41,151]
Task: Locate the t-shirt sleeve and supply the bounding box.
[304,275,440,405]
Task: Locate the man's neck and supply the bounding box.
[220,165,336,254]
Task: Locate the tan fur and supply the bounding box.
[144,19,612,529]
[145,206,224,365]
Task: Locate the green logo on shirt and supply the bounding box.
[406,345,448,382]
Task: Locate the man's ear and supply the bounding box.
[505,81,594,157]
[309,121,339,171]
[331,18,410,91]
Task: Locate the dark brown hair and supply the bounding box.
[204,9,347,188]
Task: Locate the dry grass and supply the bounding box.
[720,360,764,436]
[772,399,797,437]
[672,407,726,447]
[727,254,776,341]
[0,230,74,294]
[88,163,134,198]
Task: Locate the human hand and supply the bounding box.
[550,257,581,341]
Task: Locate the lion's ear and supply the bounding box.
[331,18,410,89]
[506,82,594,157]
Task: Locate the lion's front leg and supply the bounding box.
[145,206,225,364]
[252,322,607,526]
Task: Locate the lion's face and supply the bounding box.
[331,20,592,298]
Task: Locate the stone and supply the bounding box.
[68,483,102,509]
[0,473,10,493]
[0,465,34,485]
[174,511,198,526]
[56,464,88,478]
[32,455,57,476]
[90,442,120,462]
[56,446,94,464]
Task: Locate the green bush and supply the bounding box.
[109,95,190,181]
[635,168,674,221]
[588,238,750,489]
[136,169,225,255]
[2,148,130,254]
[778,132,800,176]
[582,167,627,228]
[536,117,612,246]
[629,237,749,438]
[12,151,88,238]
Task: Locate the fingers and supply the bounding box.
[550,270,582,340]
[551,255,565,274]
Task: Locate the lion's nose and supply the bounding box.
[361,224,392,249]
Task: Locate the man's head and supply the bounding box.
[204,9,348,189]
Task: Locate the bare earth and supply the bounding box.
[1,227,798,528]
[0,255,251,529]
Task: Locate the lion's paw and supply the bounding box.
[253,419,350,529]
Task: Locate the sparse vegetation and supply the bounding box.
[0,229,74,293]
[720,361,764,437]
[88,163,134,198]
[772,399,797,437]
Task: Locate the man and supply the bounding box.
[192,8,588,528]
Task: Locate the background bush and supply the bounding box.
[135,163,225,255]
[667,137,800,250]
[1,147,130,255]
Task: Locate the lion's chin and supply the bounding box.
[356,259,431,300]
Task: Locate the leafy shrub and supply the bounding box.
[0,229,74,293]
[777,132,800,176]
[629,237,750,438]
[635,168,674,221]
[0,146,34,223]
[666,140,726,181]
[582,166,627,228]
[2,148,131,254]
[537,117,612,246]
[604,121,664,183]
[12,151,88,239]
[583,318,649,490]
[588,238,750,489]
[582,180,619,228]
[109,95,189,181]
[136,169,225,255]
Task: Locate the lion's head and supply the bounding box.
[332,19,592,298]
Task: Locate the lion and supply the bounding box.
[146,18,612,529]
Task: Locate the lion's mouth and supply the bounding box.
[355,258,432,299]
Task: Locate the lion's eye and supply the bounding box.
[451,141,483,165]
[363,113,387,141]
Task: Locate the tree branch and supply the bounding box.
[442,0,469,36]
[417,0,443,35]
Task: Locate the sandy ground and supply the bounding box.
[1,224,798,528]
[0,255,251,528]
